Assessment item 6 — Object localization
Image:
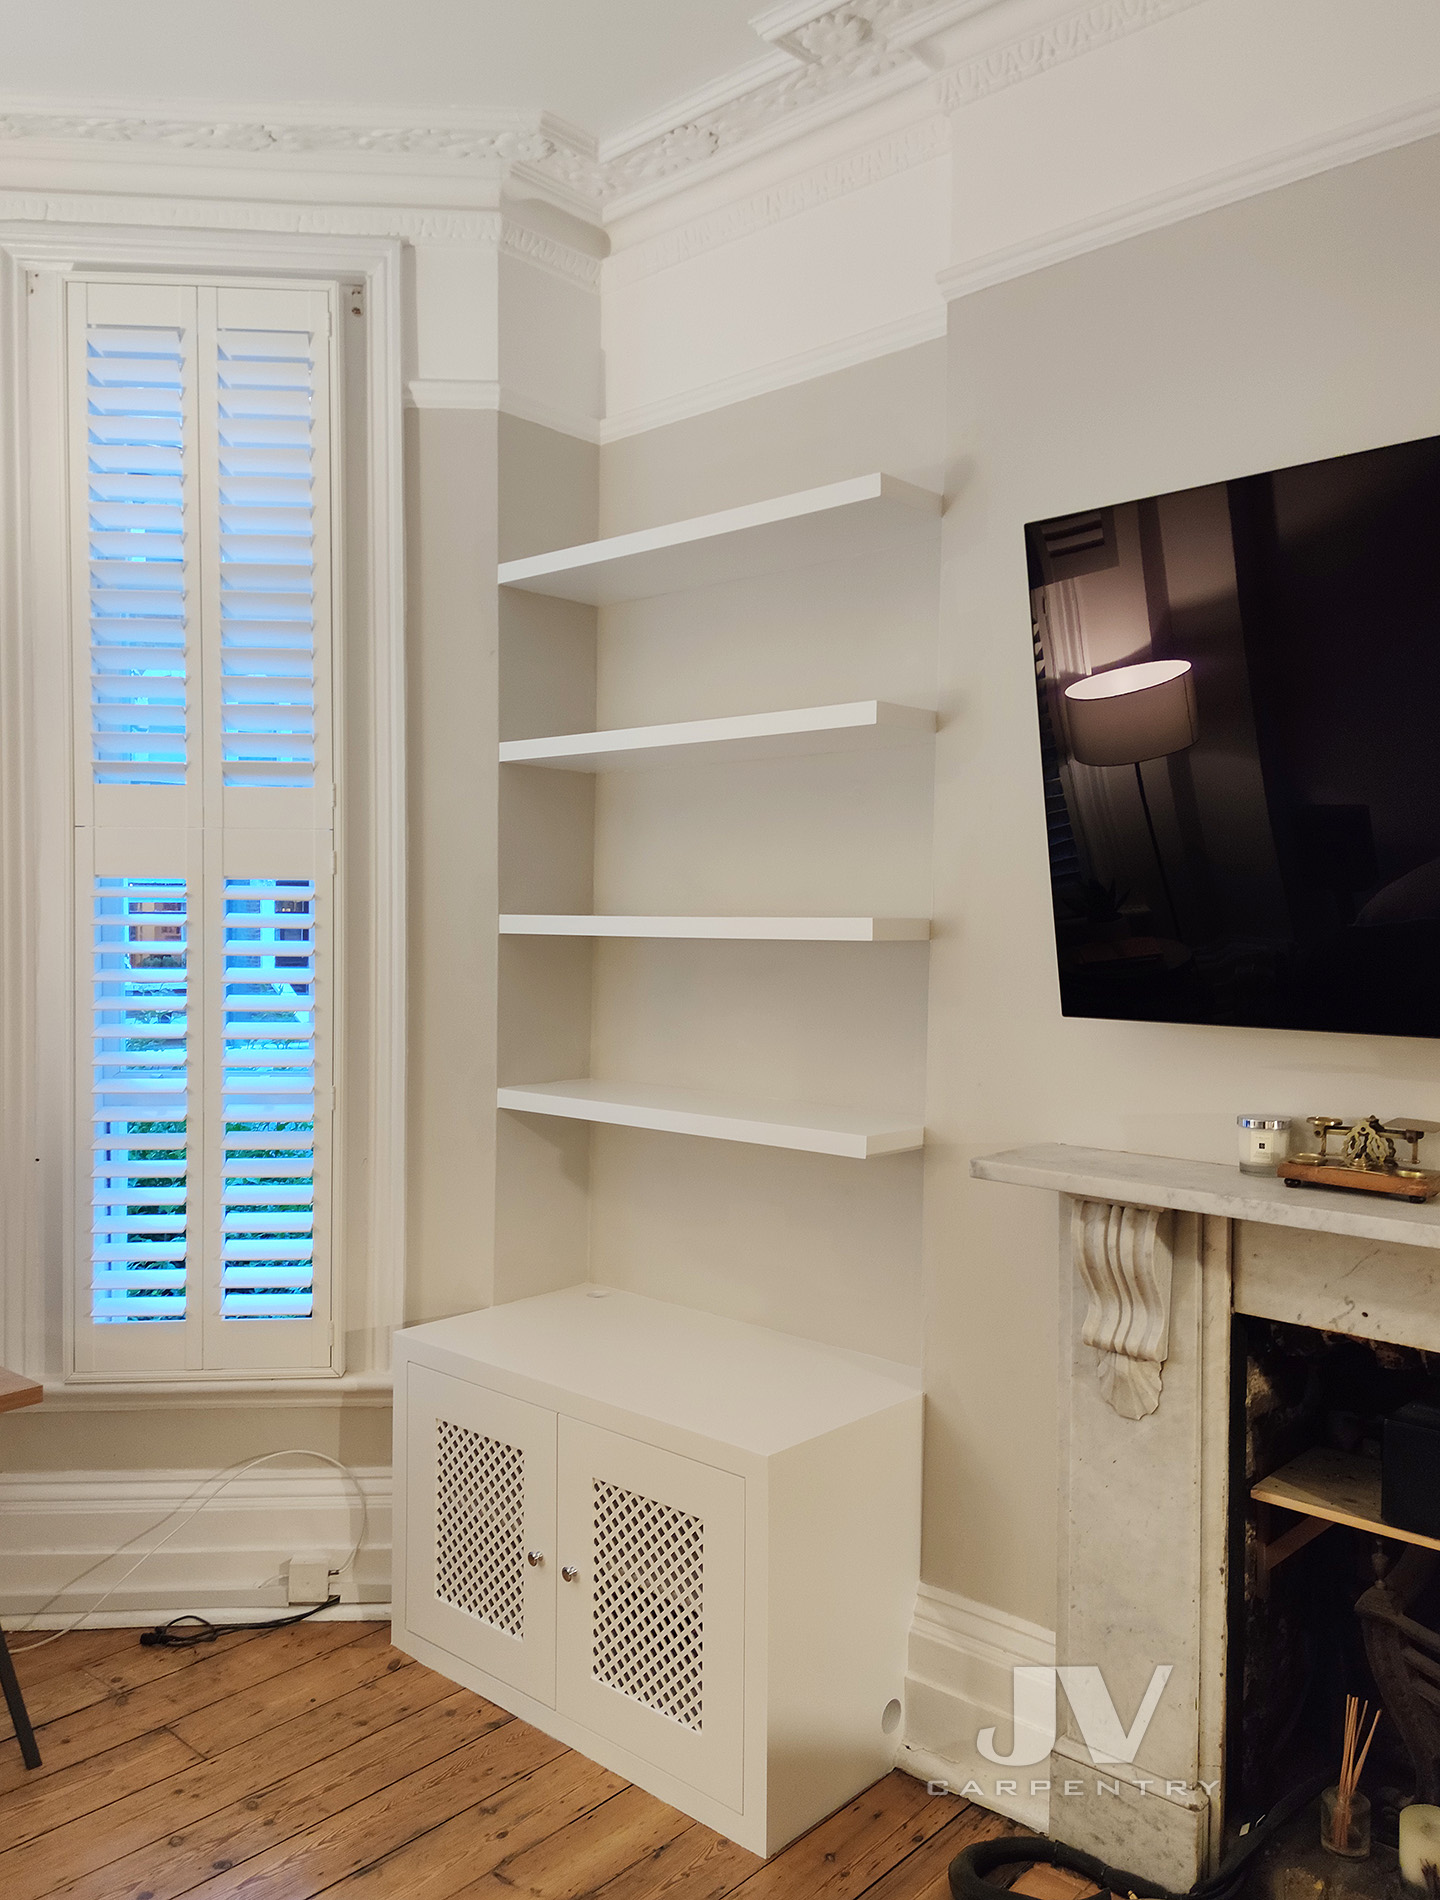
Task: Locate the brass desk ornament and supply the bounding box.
[1278,1116,1440,1202]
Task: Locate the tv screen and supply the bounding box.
[1027,432,1440,1040]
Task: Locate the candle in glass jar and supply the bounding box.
[1237,1116,1290,1175]
[1400,1804,1440,1886]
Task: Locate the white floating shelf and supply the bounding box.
[497,473,941,605]
[499,699,936,773]
[496,1080,924,1159]
[500,915,930,941]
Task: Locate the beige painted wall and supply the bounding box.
[410,405,600,1328]
[405,406,501,1328]
[929,131,1440,1626]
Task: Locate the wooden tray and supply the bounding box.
[1277,1158,1440,1202]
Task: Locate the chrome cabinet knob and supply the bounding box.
[561,1564,579,1582]
[526,1549,544,1567]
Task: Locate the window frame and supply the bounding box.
[0,227,406,1395]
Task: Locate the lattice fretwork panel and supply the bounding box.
[435,1420,526,1638]
[590,1480,704,1731]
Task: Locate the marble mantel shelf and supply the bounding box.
[972,1142,1440,1250]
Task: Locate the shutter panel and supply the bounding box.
[220,879,317,1320]
[85,323,192,788]
[69,276,338,1380]
[215,328,319,790]
[90,879,190,1323]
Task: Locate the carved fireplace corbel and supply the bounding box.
[1071,1199,1174,1419]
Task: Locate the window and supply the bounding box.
[69,278,339,1377]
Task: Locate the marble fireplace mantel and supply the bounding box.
[971,1142,1440,1891]
[974,1142,1440,1250]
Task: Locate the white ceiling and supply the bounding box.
[0,0,775,144]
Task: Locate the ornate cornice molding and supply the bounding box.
[587,0,940,209]
[0,190,597,289]
[498,221,601,290]
[606,113,948,287]
[0,103,611,222]
[935,0,1209,109]
[0,188,505,245]
[0,107,556,166]
[0,1,1216,222]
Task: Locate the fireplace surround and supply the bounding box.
[972,1145,1440,1892]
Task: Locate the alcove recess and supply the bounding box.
[496,472,941,1362]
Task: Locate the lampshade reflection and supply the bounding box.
[1064,659,1198,767]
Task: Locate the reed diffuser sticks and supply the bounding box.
[1329,1695,1382,1853]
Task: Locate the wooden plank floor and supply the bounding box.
[0,1620,1021,1900]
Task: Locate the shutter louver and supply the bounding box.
[91,879,189,1322]
[216,330,318,790]
[221,880,317,1318]
[86,327,189,787]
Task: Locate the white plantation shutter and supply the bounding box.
[68,277,338,1379]
[85,324,193,788]
[219,879,318,1321]
[91,879,191,1321]
[215,329,320,791]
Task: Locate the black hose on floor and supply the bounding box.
[949,1771,1329,1900]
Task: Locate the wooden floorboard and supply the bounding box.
[0,1621,1026,1900]
[0,1618,373,1796]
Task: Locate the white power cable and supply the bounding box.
[7,1449,370,1653]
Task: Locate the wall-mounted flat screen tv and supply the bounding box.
[1027,431,1440,1040]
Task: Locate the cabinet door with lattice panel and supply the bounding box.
[555,1417,745,1810]
[404,1364,558,1703]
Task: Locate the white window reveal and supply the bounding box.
[68,277,338,1380]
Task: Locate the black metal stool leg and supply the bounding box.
[0,1625,41,1769]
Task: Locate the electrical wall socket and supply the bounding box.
[286,1557,335,1605]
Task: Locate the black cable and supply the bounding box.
[949,1770,1331,1900]
[139,1594,342,1648]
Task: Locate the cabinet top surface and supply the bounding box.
[972,1142,1440,1249]
[396,1286,921,1454]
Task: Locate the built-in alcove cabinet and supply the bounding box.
[394,464,940,1852]
[394,1288,922,1855]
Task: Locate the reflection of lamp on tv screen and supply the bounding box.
[1027,430,1440,1040]
[1063,659,1198,934]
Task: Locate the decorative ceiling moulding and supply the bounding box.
[0,189,608,280]
[934,0,1211,109]
[0,0,1216,229]
[0,103,563,167]
[605,113,948,288]
[498,222,601,291]
[588,0,950,220]
[0,101,604,221]
[0,187,511,244]
[936,88,1440,302]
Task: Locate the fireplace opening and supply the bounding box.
[1230,1314,1440,1865]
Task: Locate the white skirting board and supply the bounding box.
[898,1581,1056,1831]
[0,1467,392,1626]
